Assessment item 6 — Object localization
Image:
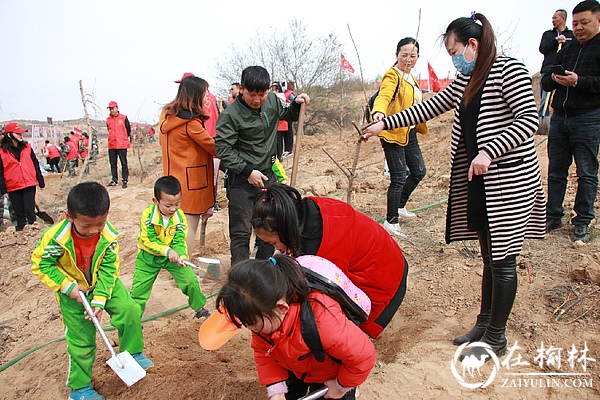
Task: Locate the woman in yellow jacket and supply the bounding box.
[371,37,428,238]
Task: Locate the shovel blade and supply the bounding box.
[106,350,146,387]
[35,210,54,224]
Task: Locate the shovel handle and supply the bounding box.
[181,259,205,271]
[78,291,123,368]
[298,387,328,400]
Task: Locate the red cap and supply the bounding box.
[107,101,118,109]
[4,122,28,134]
[174,72,195,83]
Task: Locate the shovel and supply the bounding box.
[181,258,221,280]
[78,291,146,386]
[35,203,54,224]
[298,387,328,400]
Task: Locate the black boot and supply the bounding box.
[459,324,507,362]
[452,312,489,345]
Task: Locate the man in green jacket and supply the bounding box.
[215,66,310,267]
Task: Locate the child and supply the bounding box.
[252,183,408,340]
[216,255,376,400]
[130,176,209,318]
[31,182,152,400]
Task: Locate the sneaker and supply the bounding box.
[573,225,591,243]
[282,151,292,159]
[398,207,416,218]
[383,220,407,238]
[107,181,117,187]
[195,308,211,319]
[132,352,154,370]
[69,385,105,400]
[546,219,564,233]
[122,181,128,189]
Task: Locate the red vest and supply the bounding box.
[66,141,78,160]
[79,137,89,158]
[106,113,130,149]
[45,143,60,158]
[0,144,38,192]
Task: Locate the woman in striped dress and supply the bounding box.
[363,12,546,362]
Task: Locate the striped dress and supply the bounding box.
[383,56,546,261]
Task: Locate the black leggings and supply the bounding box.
[285,371,356,400]
[8,186,36,231]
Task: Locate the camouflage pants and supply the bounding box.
[67,159,77,178]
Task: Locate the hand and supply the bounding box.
[468,151,492,181]
[85,307,103,322]
[553,71,578,87]
[294,93,310,106]
[556,34,567,44]
[69,285,86,303]
[168,249,181,264]
[247,170,268,187]
[268,394,286,400]
[372,112,384,122]
[361,121,385,141]
[177,257,188,267]
[323,379,346,399]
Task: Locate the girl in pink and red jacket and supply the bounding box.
[216,255,375,400]
[0,122,45,231]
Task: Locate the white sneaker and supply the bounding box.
[383,221,407,238]
[398,207,416,218]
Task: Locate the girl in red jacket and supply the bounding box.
[216,255,375,400]
[0,122,45,231]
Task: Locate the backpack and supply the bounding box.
[296,255,371,362]
[364,72,402,123]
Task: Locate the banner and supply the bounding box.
[53,126,58,145]
[428,62,442,93]
[31,124,41,155]
[42,126,48,140]
[341,54,355,73]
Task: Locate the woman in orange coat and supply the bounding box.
[160,76,217,255]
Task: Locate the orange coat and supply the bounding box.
[159,111,217,214]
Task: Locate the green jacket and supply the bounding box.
[31,219,121,309]
[215,92,301,178]
[137,203,188,258]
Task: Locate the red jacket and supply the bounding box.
[66,141,78,160]
[0,144,40,193]
[106,113,131,149]
[203,91,219,138]
[44,143,60,159]
[79,137,89,159]
[309,197,406,339]
[252,291,375,388]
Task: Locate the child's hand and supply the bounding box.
[268,394,286,400]
[69,285,86,303]
[323,379,348,399]
[85,307,103,322]
[168,249,181,264]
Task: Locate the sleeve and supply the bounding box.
[91,237,120,308]
[252,334,290,387]
[372,69,399,116]
[314,296,376,388]
[170,211,189,259]
[0,155,6,195]
[31,148,45,189]
[31,232,72,293]
[481,59,540,160]
[189,119,217,157]
[215,112,250,176]
[539,31,558,55]
[138,209,171,257]
[383,78,461,131]
[279,95,301,123]
[125,117,132,136]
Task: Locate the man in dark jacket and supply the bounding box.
[215,66,309,267]
[542,0,600,243]
[538,9,574,118]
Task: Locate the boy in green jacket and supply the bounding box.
[130,176,208,318]
[31,181,152,400]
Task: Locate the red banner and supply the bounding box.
[341,54,355,73]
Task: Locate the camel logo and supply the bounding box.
[450,342,501,389]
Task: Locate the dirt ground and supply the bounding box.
[0,111,598,399]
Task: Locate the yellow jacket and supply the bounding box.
[372,66,428,146]
[31,219,120,309]
[137,204,189,259]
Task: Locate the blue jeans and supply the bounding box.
[381,129,426,224]
[539,74,551,118]
[547,108,600,226]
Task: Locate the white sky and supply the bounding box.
[0,0,574,124]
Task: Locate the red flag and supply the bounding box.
[428,62,441,92]
[341,54,355,73]
[73,126,83,134]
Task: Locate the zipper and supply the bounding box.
[563,44,584,118]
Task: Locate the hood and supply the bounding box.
[160,110,202,134]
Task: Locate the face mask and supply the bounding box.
[452,45,476,75]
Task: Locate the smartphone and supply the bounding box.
[550,64,567,76]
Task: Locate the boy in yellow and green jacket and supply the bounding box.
[130,176,208,317]
[31,182,151,400]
